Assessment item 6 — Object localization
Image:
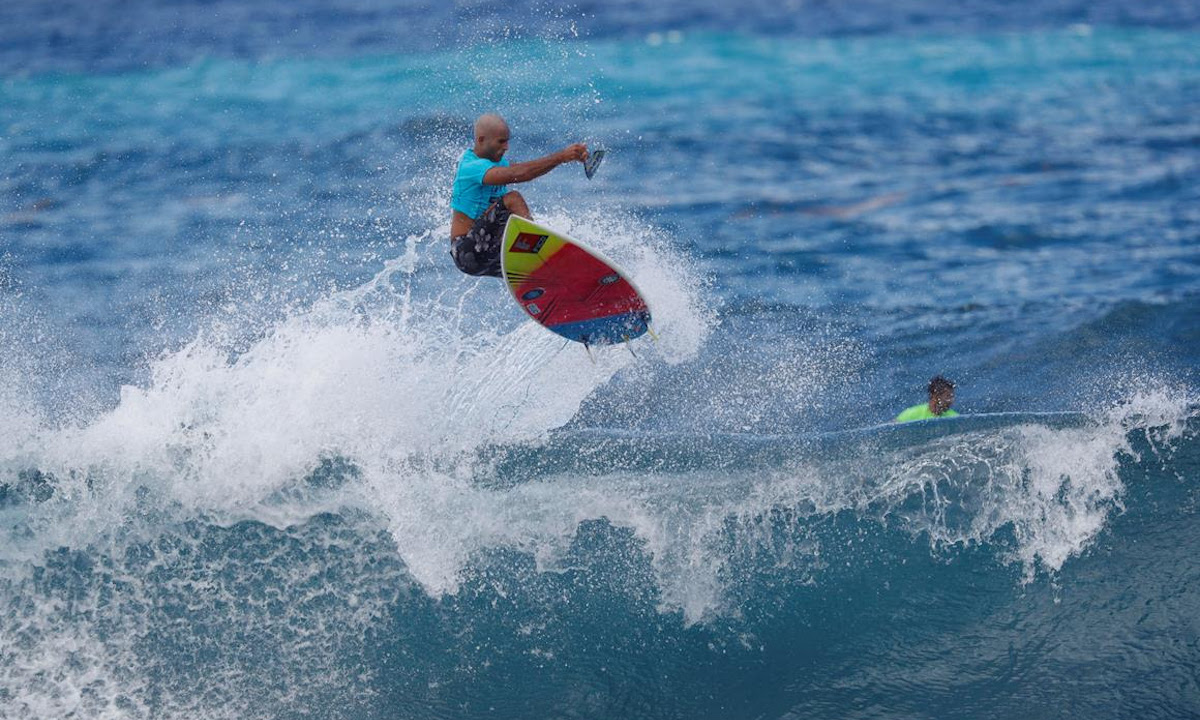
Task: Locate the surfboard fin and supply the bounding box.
[582,339,596,364]
[646,325,659,342]
[623,336,637,358]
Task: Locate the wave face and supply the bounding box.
[2,397,1197,719]
[2,3,1199,719]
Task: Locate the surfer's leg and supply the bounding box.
[449,200,510,277]
[501,190,531,220]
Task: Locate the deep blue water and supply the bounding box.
[1,1,1198,718]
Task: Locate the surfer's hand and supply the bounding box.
[560,143,588,164]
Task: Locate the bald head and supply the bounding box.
[473,114,511,162]
[474,114,508,140]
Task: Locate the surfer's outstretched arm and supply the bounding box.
[483,144,588,185]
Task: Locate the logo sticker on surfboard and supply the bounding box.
[512,233,548,254]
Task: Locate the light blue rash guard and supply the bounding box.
[451,149,510,220]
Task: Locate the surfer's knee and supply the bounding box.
[502,191,531,218]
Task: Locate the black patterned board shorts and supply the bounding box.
[450,200,511,277]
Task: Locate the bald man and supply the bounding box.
[449,114,588,277]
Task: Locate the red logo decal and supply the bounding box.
[512,233,548,254]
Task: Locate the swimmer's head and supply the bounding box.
[928,375,956,415]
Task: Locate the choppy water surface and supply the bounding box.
[1,1,1198,718]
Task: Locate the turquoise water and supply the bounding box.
[1,3,1198,718]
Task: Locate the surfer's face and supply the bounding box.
[478,129,510,161]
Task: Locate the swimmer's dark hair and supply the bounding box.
[928,375,955,395]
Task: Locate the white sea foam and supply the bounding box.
[861,384,1197,581]
[0,207,712,570]
[0,206,1194,720]
[0,512,404,719]
[0,208,714,716]
[0,370,42,470]
[364,384,1196,624]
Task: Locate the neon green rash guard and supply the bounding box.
[894,404,960,423]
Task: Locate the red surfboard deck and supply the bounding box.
[500,216,651,345]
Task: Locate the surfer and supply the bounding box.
[449,113,589,277]
[895,375,960,422]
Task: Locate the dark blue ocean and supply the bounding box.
[2,1,1199,718]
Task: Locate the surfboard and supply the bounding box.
[500,215,652,346]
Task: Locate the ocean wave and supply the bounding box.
[1,389,1194,718]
